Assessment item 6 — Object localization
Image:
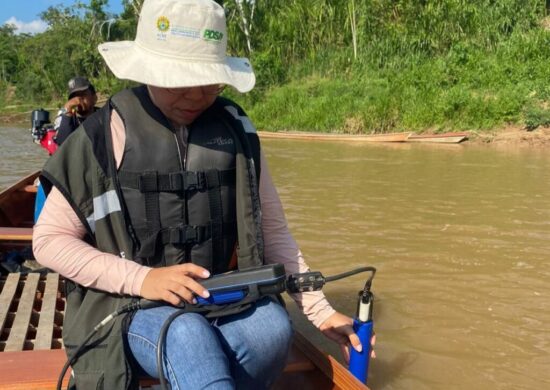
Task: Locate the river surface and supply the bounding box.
[0,125,48,189]
[1,124,549,390]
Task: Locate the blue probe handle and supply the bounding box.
[34,182,46,223]
[349,318,373,384]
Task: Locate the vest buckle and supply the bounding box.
[170,225,201,244]
[169,172,184,192]
[184,171,207,192]
[184,225,198,243]
[184,225,208,244]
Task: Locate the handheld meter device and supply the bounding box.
[196,263,287,305]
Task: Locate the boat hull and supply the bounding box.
[259,130,410,142]
[0,171,38,228]
[407,132,468,143]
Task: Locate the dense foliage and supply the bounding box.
[0,0,140,111]
[2,0,550,132]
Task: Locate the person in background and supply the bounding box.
[53,76,98,145]
[33,0,372,389]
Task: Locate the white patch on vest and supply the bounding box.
[224,106,257,134]
[86,190,122,233]
[86,216,96,233]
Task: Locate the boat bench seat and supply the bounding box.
[0,227,34,241]
[0,273,315,389]
[0,346,314,389]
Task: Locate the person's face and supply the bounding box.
[73,90,97,116]
[148,85,224,127]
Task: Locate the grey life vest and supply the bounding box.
[111,86,264,273]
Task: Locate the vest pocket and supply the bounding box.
[69,371,104,390]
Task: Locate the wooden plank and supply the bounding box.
[282,343,315,372]
[0,345,318,389]
[292,331,369,390]
[0,227,34,241]
[0,274,20,335]
[34,274,59,350]
[0,349,69,389]
[4,273,40,351]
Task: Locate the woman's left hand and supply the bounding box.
[319,311,376,363]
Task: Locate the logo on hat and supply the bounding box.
[157,16,170,32]
[203,29,223,43]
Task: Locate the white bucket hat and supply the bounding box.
[98,0,255,92]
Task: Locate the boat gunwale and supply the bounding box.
[258,130,411,142]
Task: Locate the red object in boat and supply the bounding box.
[39,129,58,155]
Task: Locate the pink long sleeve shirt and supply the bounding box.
[33,110,335,328]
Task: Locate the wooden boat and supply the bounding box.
[406,132,468,144]
[0,172,369,389]
[0,171,37,255]
[258,130,410,143]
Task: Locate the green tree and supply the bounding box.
[0,25,19,83]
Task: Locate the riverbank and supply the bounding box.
[467,125,550,148]
[3,110,550,148]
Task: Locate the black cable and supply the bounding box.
[156,308,187,390]
[324,266,376,283]
[56,301,142,390]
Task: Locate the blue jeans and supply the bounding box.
[127,297,293,389]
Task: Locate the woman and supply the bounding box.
[33,0,365,389]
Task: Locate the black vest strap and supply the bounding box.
[136,222,234,260]
[206,170,223,272]
[162,225,211,245]
[118,169,235,193]
[141,171,161,237]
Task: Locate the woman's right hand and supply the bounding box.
[140,263,211,306]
